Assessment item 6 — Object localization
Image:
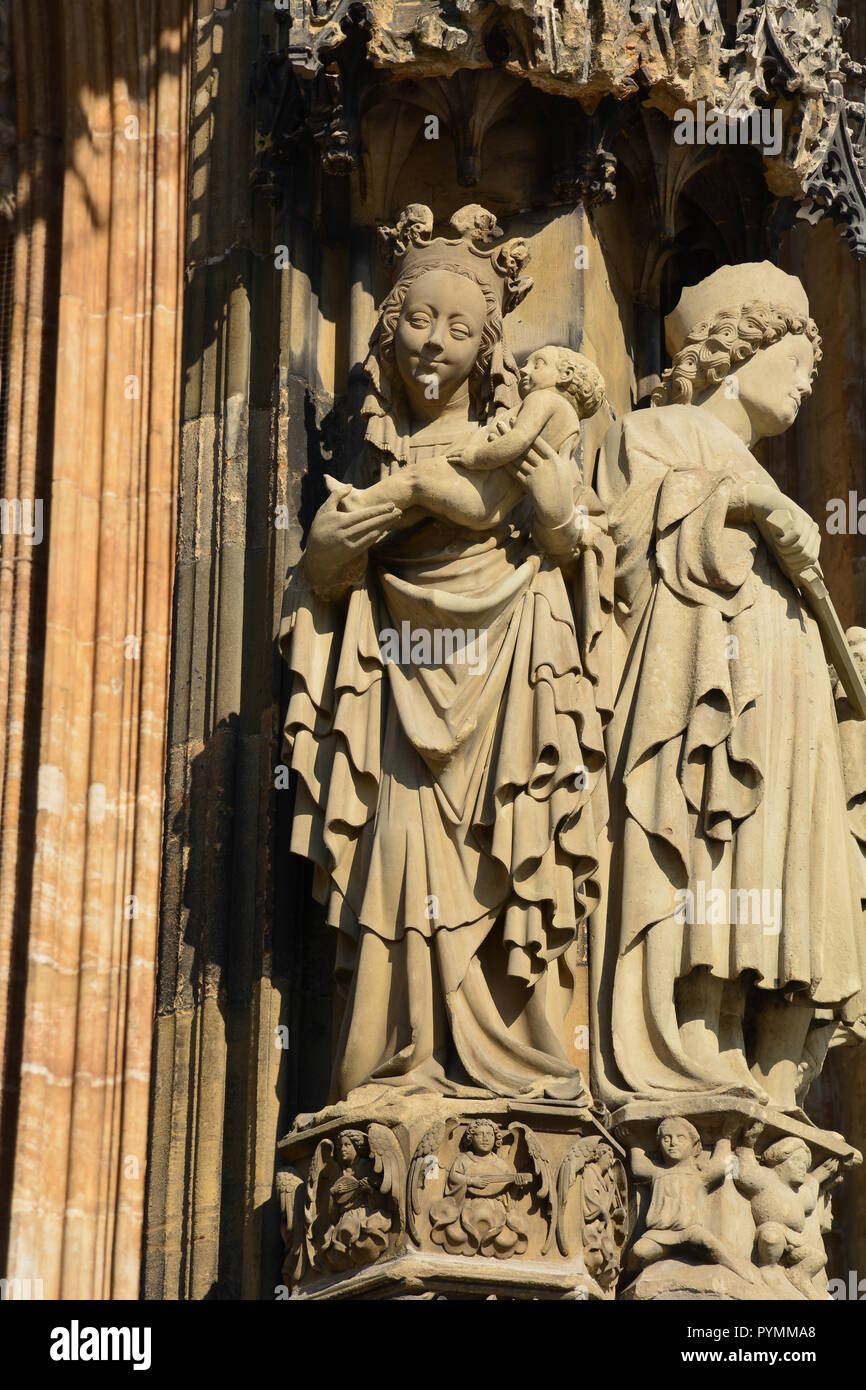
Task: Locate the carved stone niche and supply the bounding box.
[612,1096,862,1302]
[276,1095,629,1300]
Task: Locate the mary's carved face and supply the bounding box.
[394,268,488,409]
[735,331,814,440]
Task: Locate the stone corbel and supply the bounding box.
[551,95,626,206]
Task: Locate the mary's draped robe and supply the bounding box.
[280,436,612,1102]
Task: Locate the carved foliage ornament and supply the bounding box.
[251,3,866,257]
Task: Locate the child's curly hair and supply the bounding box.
[463,1117,500,1150]
[554,348,606,420]
[651,301,822,407]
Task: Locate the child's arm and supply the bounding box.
[404,458,524,529]
[339,458,523,531]
[731,1143,765,1198]
[703,1137,734,1190]
[629,1145,661,1183]
[809,1158,839,1189]
[448,394,555,471]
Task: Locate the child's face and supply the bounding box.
[520,349,561,395]
[658,1122,694,1162]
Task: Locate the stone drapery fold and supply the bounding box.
[280,500,608,1100]
[591,405,865,1101]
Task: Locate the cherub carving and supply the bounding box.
[733,1127,840,1299]
[305,1124,406,1274]
[410,1117,554,1259]
[628,1117,758,1285]
[408,1118,456,1244]
[557,1136,628,1292]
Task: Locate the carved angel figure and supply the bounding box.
[557,1136,627,1290]
[733,1130,840,1299]
[628,1117,757,1285]
[428,1119,538,1259]
[308,1124,406,1273]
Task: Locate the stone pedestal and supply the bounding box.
[276,1089,628,1300]
[610,1096,862,1302]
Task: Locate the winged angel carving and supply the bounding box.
[280,1124,407,1277]
[556,1136,628,1292]
[408,1117,556,1259]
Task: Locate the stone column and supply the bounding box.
[142,0,341,1301]
[0,0,190,1299]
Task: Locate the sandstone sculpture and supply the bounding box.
[628,1117,758,1285]
[279,202,610,1105]
[426,1118,545,1260]
[733,1125,840,1299]
[278,213,865,1299]
[591,262,866,1112]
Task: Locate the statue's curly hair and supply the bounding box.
[338,1128,368,1153]
[651,301,822,407]
[375,260,505,421]
[552,348,606,419]
[463,1117,500,1149]
[761,1136,811,1168]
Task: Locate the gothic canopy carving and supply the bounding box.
[252,1,866,256]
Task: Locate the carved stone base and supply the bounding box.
[611,1096,862,1302]
[276,1089,628,1300]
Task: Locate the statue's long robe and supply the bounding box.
[590,404,866,1103]
[280,442,610,1101]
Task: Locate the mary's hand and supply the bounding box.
[510,436,577,529]
[304,481,398,593]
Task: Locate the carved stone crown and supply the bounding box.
[378,202,533,316]
[666,261,811,355]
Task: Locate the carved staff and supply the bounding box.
[766,507,866,719]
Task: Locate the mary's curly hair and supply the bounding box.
[651,301,822,407]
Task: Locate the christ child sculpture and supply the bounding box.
[333,340,606,541]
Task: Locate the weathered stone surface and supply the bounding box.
[278,1091,626,1300]
[0,0,190,1299]
[254,2,866,257]
[279,203,611,1106]
[613,1098,860,1301]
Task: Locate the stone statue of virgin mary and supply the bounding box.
[279,204,611,1105]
